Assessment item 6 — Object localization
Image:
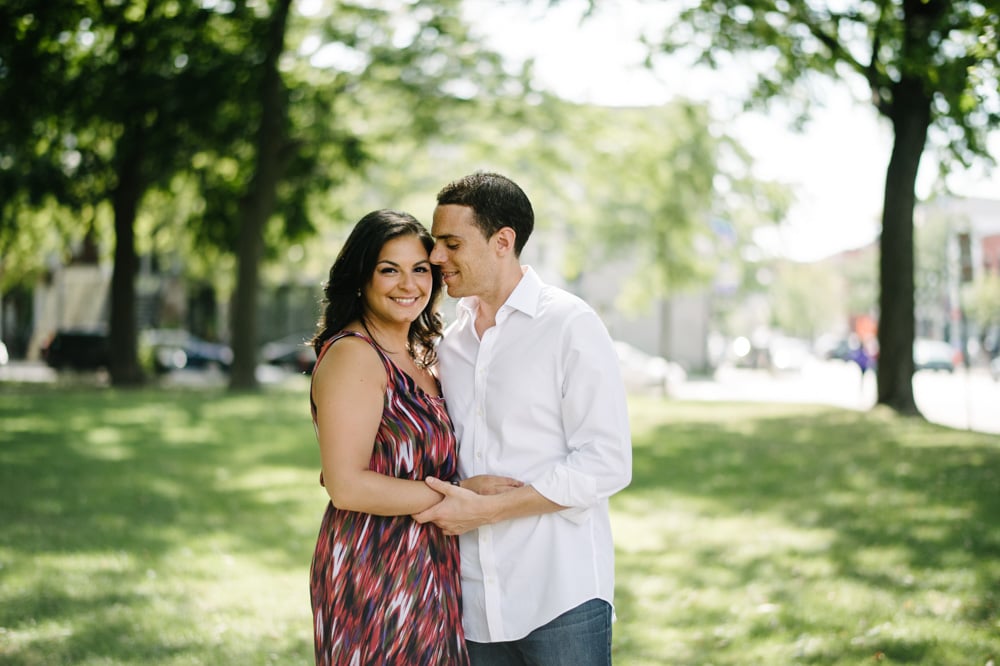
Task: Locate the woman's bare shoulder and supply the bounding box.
[313,333,384,387]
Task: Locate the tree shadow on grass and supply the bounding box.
[614,400,1000,665]
[0,384,320,664]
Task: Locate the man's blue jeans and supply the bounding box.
[466,598,613,666]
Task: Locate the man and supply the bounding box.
[413,171,632,665]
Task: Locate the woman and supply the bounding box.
[308,209,517,665]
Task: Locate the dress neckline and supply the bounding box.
[334,330,444,401]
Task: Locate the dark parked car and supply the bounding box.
[260,332,316,374]
[42,329,110,370]
[141,329,233,373]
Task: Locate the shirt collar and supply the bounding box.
[456,265,543,320]
[505,266,541,317]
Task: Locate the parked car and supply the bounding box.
[823,337,855,362]
[260,331,316,374]
[913,338,956,373]
[614,340,686,394]
[140,329,233,373]
[768,336,814,372]
[41,329,110,370]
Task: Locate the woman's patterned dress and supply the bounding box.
[310,331,469,666]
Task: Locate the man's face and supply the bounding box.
[429,204,496,299]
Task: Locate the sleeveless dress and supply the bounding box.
[309,331,469,666]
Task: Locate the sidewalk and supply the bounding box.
[671,360,1000,435]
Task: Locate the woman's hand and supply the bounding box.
[460,474,524,496]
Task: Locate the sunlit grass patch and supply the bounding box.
[613,397,1000,665]
[0,382,319,665]
[2,385,998,664]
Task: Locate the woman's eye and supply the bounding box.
[414,266,430,273]
[379,267,397,274]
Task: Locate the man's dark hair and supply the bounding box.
[436,171,534,256]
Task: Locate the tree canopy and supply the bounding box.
[0,0,513,387]
[651,0,999,415]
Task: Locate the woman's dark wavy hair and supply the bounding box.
[311,209,443,367]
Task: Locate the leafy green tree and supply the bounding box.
[2,0,513,388]
[769,260,845,339]
[964,274,1000,351]
[558,100,790,360]
[652,0,1000,415]
[218,0,512,389]
[1,1,261,385]
[293,92,788,373]
[914,203,953,335]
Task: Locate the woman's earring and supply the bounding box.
[356,289,361,298]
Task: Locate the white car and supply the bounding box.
[614,341,686,394]
[913,338,956,373]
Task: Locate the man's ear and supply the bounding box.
[493,227,517,257]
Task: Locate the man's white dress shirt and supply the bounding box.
[437,266,632,642]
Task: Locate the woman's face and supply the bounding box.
[362,234,433,326]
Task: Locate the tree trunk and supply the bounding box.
[876,76,931,415]
[228,0,293,390]
[108,132,146,387]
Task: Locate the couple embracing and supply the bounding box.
[308,171,633,665]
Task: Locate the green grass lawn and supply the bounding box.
[1,382,997,665]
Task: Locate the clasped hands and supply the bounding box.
[412,474,522,536]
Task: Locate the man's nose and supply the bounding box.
[429,244,445,265]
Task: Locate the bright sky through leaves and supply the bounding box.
[462,0,1000,261]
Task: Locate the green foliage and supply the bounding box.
[652,0,1000,413]
[914,206,954,317]
[2,386,998,664]
[841,246,880,319]
[656,0,999,170]
[769,260,846,338]
[306,93,792,324]
[0,0,513,279]
[964,272,1000,331]
[0,1,264,290]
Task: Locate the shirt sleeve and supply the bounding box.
[530,309,633,521]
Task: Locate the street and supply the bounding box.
[671,358,1000,435]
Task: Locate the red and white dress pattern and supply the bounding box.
[309,331,468,665]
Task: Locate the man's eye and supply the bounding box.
[447,244,459,250]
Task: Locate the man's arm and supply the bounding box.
[530,310,633,511]
[412,477,564,536]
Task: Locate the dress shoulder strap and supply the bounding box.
[310,331,392,418]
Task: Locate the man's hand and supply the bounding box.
[461,474,523,496]
[412,477,496,535]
